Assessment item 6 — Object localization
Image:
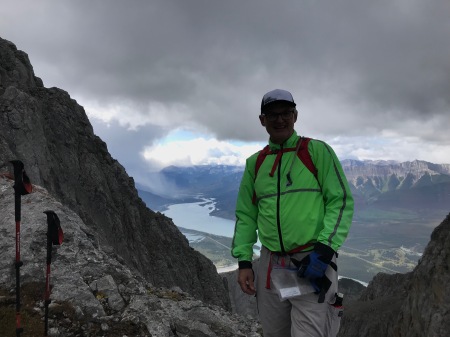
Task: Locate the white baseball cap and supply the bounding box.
[261,89,296,112]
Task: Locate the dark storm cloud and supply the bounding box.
[1,0,449,143]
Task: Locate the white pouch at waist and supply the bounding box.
[270,266,316,301]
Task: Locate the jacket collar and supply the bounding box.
[269,130,299,150]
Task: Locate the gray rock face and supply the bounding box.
[0,177,260,336]
[0,37,229,309]
[338,213,450,337]
[0,38,43,93]
[221,260,259,317]
[396,213,450,336]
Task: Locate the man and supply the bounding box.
[232,89,354,337]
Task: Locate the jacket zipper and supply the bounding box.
[276,144,286,254]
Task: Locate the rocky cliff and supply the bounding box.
[338,213,450,337]
[0,177,260,336]
[0,37,230,309]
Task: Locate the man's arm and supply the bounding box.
[231,158,259,261]
[299,141,353,296]
[311,140,354,251]
[231,158,259,294]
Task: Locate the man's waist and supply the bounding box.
[263,242,314,256]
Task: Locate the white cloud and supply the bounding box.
[142,137,264,169]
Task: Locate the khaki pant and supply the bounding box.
[256,246,341,337]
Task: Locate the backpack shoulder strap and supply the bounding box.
[297,137,317,177]
[251,137,319,204]
[252,145,271,204]
[254,145,271,177]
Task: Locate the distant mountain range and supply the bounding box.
[342,159,450,220]
[138,160,450,222]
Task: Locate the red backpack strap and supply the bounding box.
[252,145,271,204]
[297,137,317,177]
[252,138,318,204]
[255,145,271,176]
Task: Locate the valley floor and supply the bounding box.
[179,216,437,284]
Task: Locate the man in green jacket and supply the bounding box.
[232,89,354,337]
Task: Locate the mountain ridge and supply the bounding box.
[0,36,230,309]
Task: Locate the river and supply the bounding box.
[162,198,235,237]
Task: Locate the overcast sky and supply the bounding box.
[1,0,449,187]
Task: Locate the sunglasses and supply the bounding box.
[262,110,295,122]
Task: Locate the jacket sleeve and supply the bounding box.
[231,157,259,262]
[310,140,354,252]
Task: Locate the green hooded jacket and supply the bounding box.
[231,131,354,262]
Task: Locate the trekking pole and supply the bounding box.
[10,160,32,337]
[43,210,64,337]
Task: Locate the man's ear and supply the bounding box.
[293,109,298,123]
[259,115,266,127]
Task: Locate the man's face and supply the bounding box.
[259,102,298,144]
